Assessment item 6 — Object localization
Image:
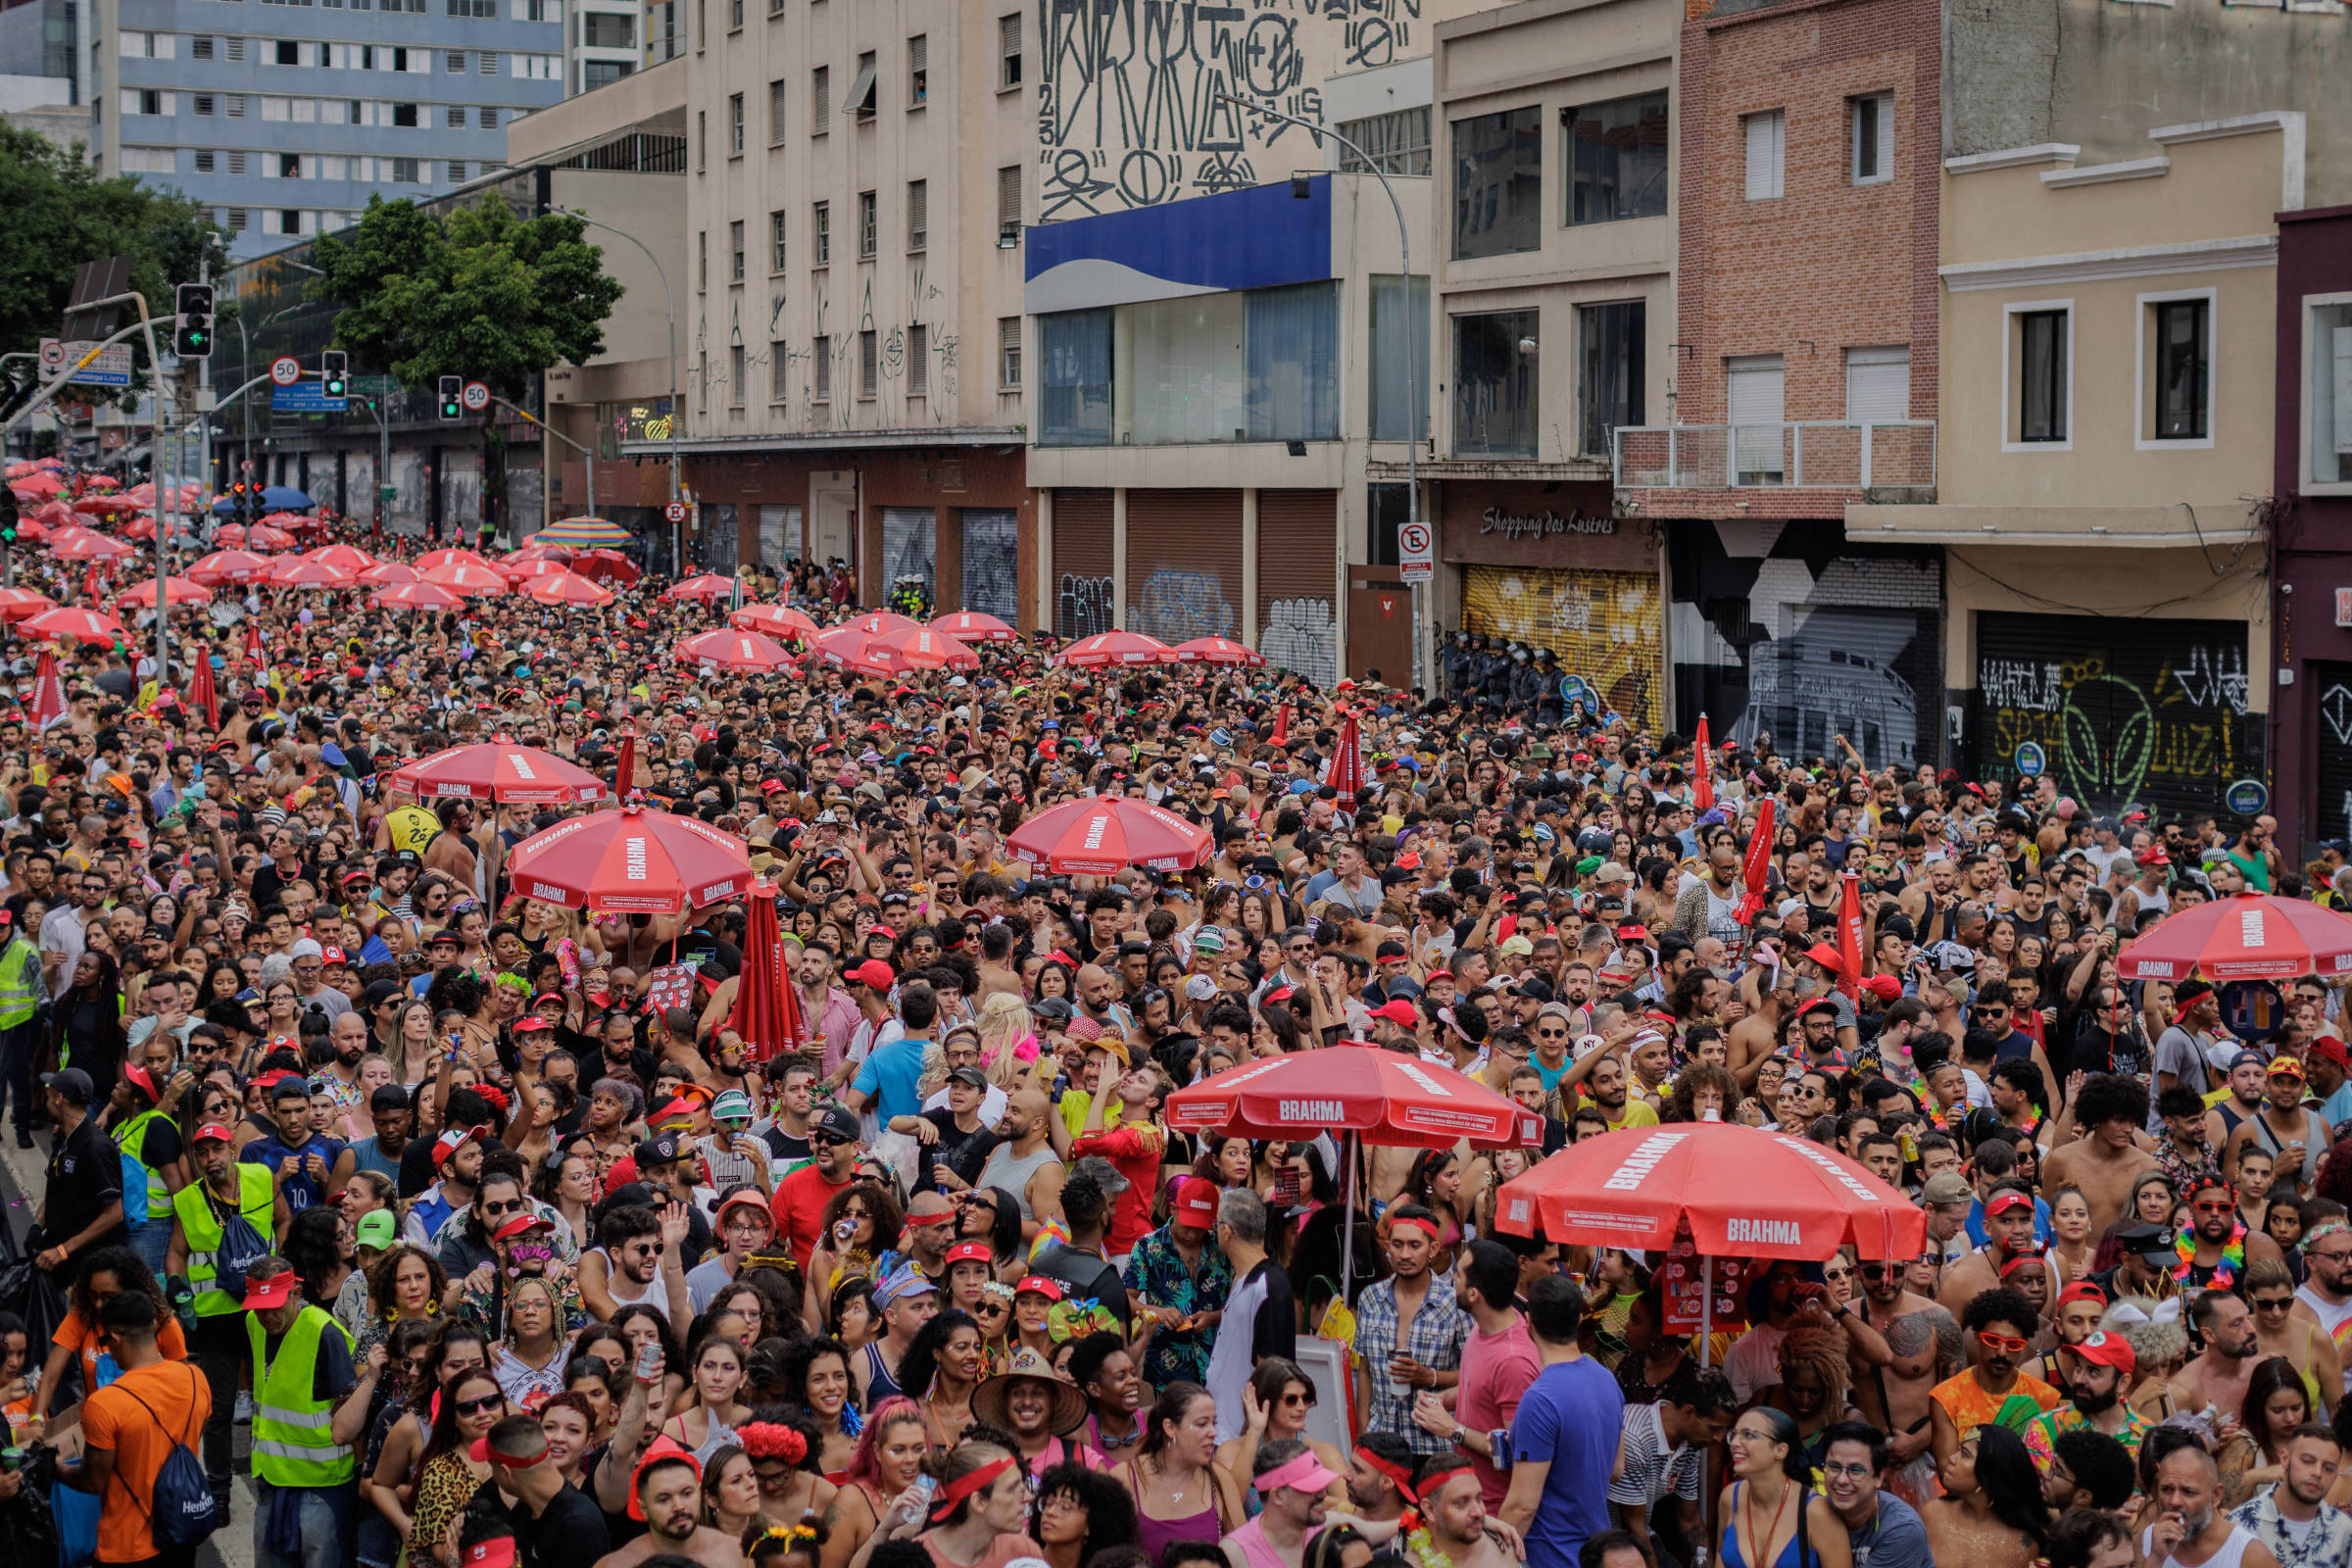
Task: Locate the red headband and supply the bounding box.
[1358,1447,1417,1497]
[1414,1463,1475,1500]
[1388,1216,1442,1241]
[930,1455,1018,1523]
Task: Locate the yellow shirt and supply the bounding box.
[1606,1101,1661,1132]
[383,805,440,853]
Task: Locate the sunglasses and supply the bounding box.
[1977,1331,2031,1353]
[2251,1295,2295,1311]
[2191,1199,2235,1214]
[456,1394,505,1416]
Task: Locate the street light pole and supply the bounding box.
[560,210,682,559]
[1216,96,1426,698]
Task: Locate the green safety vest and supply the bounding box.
[246,1303,356,1488]
[114,1107,172,1218]
[172,1164,275,1317]
[0,939,38,1030]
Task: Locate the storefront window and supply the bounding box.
[1040,309,1112,446]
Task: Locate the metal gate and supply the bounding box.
[959,510,1019,622]
[2314,663,2352,846]
[1054,489,1114,639]
[698,504,739,572]
[1256,489,1339,686]
[1126,490,1242,645]
[760,505,801,569]
[881,506,937,605]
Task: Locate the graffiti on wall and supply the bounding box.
[1038,0,1433,216]
[1131,568,1239,645]
[1262,597,1339,688]
[962,511,1021,623]
[1058,573,1116,640]
[1461,565,1663,733]
[1974,613,2261,820]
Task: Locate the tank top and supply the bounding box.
[2138,1524,2253,1568]
[977,1144,1061,1220]
[863,1341,905,1404]
[1124,1458,1228,1568]
[1721,1483,1815,1568]
[1222,1517,1290,1568]
[590,1248,669,1317]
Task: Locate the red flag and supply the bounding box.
[612,727,639,803]
[1837,870,1865,1001]
[242,618,265,666]
[1269,703,1290,748]
[189,647,218,728]
[1735,796,1776,926]
[26,648,64,731]
[1691,715,1714,811]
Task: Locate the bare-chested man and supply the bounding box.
[2168,1288,2263,1429]
[2039,1073,2159,1240]
[1939,1186,2040,1316]
[594,1450,742,1568]
[1850,1250,1963,1507]
[1728,962,1793,1093]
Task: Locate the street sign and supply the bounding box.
[2014,741,2045,778]
[664,501,689,523]
[270,383,347,413]
[240,460,256,475]
[2225,778,2270,816]
[378,485,397,502]
[1398,518,1434,584]
[270,356,302,387]
[37,339,133,388]
[460,380,491,413]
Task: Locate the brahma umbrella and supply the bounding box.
[47,527,133,562]
[421,562,510,597]
[726,885,810,1062]
[0,589,56,623]
[391,741,609,805]
[357,562,421,587]
[1005,796,1212,874]
[731,603,819,641]
[675,628,797,672]
[501,556,570,583]
[524,571,616,609]
[570,549,641,585]
[664,574,737,603]
[2116,890,2352,981]
[929,611,1017,644]
[112,577,214,615]
[507,804,752,914]
[808,625,890,674]
[369,581,466,612]
[1172,636,1265,666]
[416,547,497,572]
[269,558,356,589]
[1055,630,1177,668]
[188,550,276,587]
[306,545,377,573]
[24,607,126,645]
[847,611,918,637]
[872,626,980,671]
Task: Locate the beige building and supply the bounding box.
[1848,114,2297,811]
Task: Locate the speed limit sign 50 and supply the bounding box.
[270,356,302,386]
[460,380,491,413]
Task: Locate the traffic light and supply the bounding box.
[321,350,347,398]
[0,485,18,546]
[173,282,215,359]
[226,480,251,523]
[438,376,463,420]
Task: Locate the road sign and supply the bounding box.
[1398,518,1434,584]
[270,383,347,413]
[664,501,689,524]
[2014,741,2045,778]
[378,485,397,502]
[240,460,256,475]
[461,380,491,413]
[270,356,302,387]
[37,339,133,388]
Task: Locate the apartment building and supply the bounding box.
[96,0,564,257]
[2275,203,2352,847]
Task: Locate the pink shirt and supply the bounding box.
[1455,1314,1540,1508]
[808,985,861,1075]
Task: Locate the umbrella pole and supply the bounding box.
[1341,1131,1356,1307]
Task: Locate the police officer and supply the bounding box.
[1534,650,1564,726]
[1509,644,1545,715]
[1441,631,1471,701]
[1474,637,1510,712]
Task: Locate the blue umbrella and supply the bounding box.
[210,484,315,515]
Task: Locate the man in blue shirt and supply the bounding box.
[847,978,938,1126]
[1502,1273,1625,1568]
[239,1072,354,1212]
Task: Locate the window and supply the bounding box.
[1367,483,1408,566]
[729,92,743,153]
[1450,107,1542,260]
[811,201,829,265]
[281,209,304,234]
[1245,282,1340,442]
[767,78,784,142]
[1001,317,1022,389]
[194,94,216,116]
[1369,274,1429,441]
[582,12,630,44]
[1453,310,1539,457]
[226,208,249,231]
[348,101,364,123]
[280,151,301,176]
[698,229,707,290]
[445,49,465,71]
[1579,302,1644,458]
[227,93,249,116]
[2306,297,2352,488]
[276,38,297,63]
[730,344,745,404]
[448,160,466,181]
[772,349,789,399]
[998,165,1021,238]
[1844,344,1909,423]
[908,34,925,107]
[195,149,216,172]
[392,102,416,126]
[1337,107,1431,175]
[769,209,786,270]
[390,155,417,181]
[697,109,706,168]
[227,37,246,61]
[1564,92,1668,225]
[193,36,215,59]
[906,179,926,250]
[1727,353,1787,480]
[2149,295,2212,443]
[812,336,831,400]
[730,219,744,280]
[584,60,628,88]
[1744,109,1785,200]
[1851,93,1893,184]
[227,150,248,173]
[810,65,827,130]
[478,50,497,73]
[999,13,1020,87]
[909,323,928,395]
[727,0,740,27]
[392,46,408,70]
[447,106,466,126]
[858,329,877,398]
[849,51,875,120]
[1039,312,1105,441]
[138,89,161,115]
[858,190,876,258]
[477,105,496,127]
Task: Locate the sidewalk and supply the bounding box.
[0,1132,254,1568]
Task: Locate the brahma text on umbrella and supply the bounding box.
[1725,1218,1804,1246]
[1280,1100,1346,1121]
[1603,1129,1692,1191]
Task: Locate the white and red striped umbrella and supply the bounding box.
[929,611,1017,644]
[416,548,497,573]
[2117,892,2352,982]
[675,628,797,672]
[358,562,421,587]
[808,624,891,675]
[368,581,466,612]
[1005,796,1213,874]
[873,626,980,671]
[47,526,134,562]
[1055,630,1177,668]
[24,607,127,645]
[524,571,615,608]
[305,544,377,573]
[215,523,297,551]
[507,805,752,914]
[391,741,608,805]
[1172,636,1266,666]
[421,562,510,597]
[501,556,571,583]
[664,574,737,603]
[187,549,276,586]
[112,577,214,614]
[847,610,918,637]
[731,603,820,641]
[1167,1045,1541,1152]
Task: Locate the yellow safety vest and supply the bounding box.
[0,939,39,1030]
[172,1164,275,1317]
[246,1304,356,1488]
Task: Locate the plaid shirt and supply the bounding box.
[2230,1491,2352,1568]
[1353,1269,1471,1454]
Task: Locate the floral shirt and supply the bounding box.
[2024,1401,2153,1469]
[2230,1490,2352,1568]
[1120,1222,1234,1388]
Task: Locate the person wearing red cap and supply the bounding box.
[1936,1185,2041,1315]
[1120,1175,1232,1389]
[243,1255,379,1568]
[168,1118,289,1517]
[2023,1329,2150,1470]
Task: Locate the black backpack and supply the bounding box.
[115,1370,223,1549]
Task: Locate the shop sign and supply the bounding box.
[1479,507,1616,541]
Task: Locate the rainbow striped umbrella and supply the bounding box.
[536,516,634,547]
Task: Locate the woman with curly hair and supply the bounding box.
[1032,1458,1140,1568]
[38,1245,185,1419]
[1750,1302,1858,1469]
[780,1335,862,1477]
[489,1274,568,1407]
[900,1308,984,1452]
[356,1242,449,1357]
[820,1396,927,1568]
[740,1413,839,1528]
[806,1180,904,1327]
[1662,1062,1741,1125]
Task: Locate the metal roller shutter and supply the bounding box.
[2317,663,2352,846]
[1125,489,1243,645]
[1256,489,1340,686]
[1054,488,1114,638]
[959,510,1019,623]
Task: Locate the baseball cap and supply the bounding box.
[945,1241,993,1268]
[193,1123,234,1145]
[240,1270,300,1309]
[2055,1280,2108,1309]
[2312,1037,2349,1068]
[2230,1050,2267,1072]
[947,1065,989,1090]
[123,1063,161,1103]
[874,1266,939,1305]
[1174,1176,1219,1229]
[40,1067,92,1106]
[1860,974,1902,1002]
[1920,1171,1973,1205]
[1013,1275,1064,1301]
[2072,1330,2136,1377]
[433,1124,490,1168]
[1984,1191,2034,1217]
[1368,999,1420,1026]
[847,959,896,989]
[355,1210,398,1251]
[2135,847,2171,866]
[710,1088,755,1122]
[634,1133,685,1168]
[493,1211,555,1243]
[2269,1056,2306,1079]
[810,1105,861,1145]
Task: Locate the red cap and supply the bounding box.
[2135,847,2171,866]
[320,945,349,966]
[434,1123,490,1168]
[1368,999,1420,1025]
[240,1270,300,1309]
[846,959,896,989]
[2071,1329,2135,1377]
[493,1211,554,1243]
[123,1063,161,1102]
[1804,943,1846,974]
[945,1241,993,1267]
[513,1014,554,1033]
[1861,974,1903,1002]
[2055,1280,2109,1309]
[1013,1275,1063,1301]
[1174,1176,1220,1228]
[193,1122,233,1145]
[2312,1037,2349,1068]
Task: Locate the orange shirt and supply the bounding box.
[56,1310,188,1393]
[79,1359,213,1564]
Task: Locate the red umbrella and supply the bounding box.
[524,571,616,609]
[307,544,377,573]
[727,886,810,1063]
[269,558,356,589]
[392,741,609,805]
[25,648,64,729]
[24,607,126,645]
[502,556,571,583]
[422,562,509,597]
[808,625,890,675]
[571,550,642,585]
[613,728,644,799]
[676,628,797,672]
[2116,890,2352,981]
[0,588,56,623]
[848,611,918,637]
[732,604,820,641]
[664,574,737,603]
[416,547,497,573]
[358,561,421,587]
[215,523,297,551]
[1056,630,1176,668]
[369,581,466,612]
[507,804,753,914]
[189,649,218,727]
[48,527,133,562]
[1164,1044,1538,1149]
[188,549,276,586]
[113,577,213,614]
[929,611,1017,644]
[1172,636,1265,666]
[1493,1121,1925,1262]
[1326,710,1365,799]
[874,626,980,671]
[1005,796,1212,874]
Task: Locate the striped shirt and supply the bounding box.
[1605,1401,1703,1508]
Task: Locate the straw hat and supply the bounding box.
[970,1348,1089,1437]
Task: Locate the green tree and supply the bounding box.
[313,191,622,541]
[0,123,225,408]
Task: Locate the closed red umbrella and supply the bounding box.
[26,648,63,729]
[664,573,737,603]
[2116,890,2352,981]
[524,571,615,608]
[507,804,752,914]
[1172,636,1265,666]
[727,886,810,1063]
[392,741,609,805]
[1493,1121,1925,1262]
[732,603,820,641]
[1326,710,1365,799]
[1005,796,1212,874]
[24,607,126,645]
[1056,630,1176,668]
[675,628,796,672]
[929,611,1017,644]
[369,581,466,612]
[189,648,219,727]
[0,588,56,623]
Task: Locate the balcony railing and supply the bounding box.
[1613,420,1936,491]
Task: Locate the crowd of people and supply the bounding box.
[0,501,2344,1568]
